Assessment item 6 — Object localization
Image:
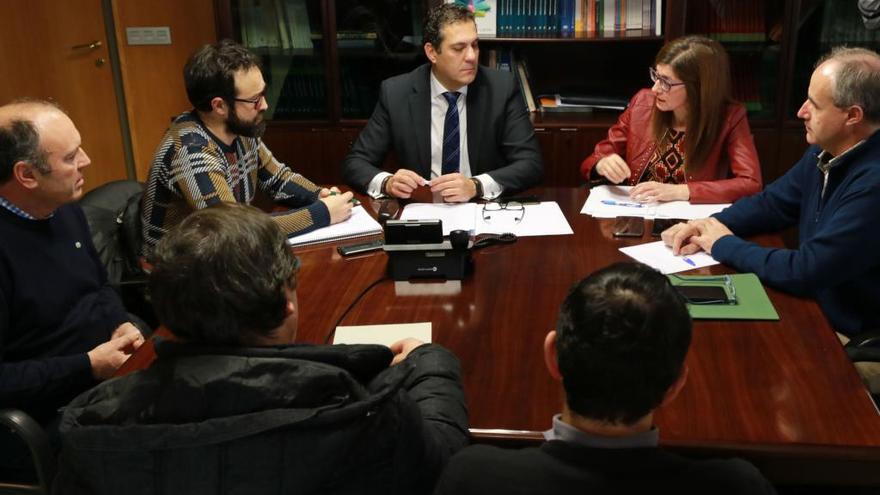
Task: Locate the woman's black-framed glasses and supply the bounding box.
[649,67,686,93]
[482,200,525,223]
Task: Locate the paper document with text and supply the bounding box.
[400,201,573,237]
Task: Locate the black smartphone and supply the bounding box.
[651,218,686,237]
[676,285,731,305]
[613,216,645,237]
[337,239,384,256]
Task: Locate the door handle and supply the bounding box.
[71,40,102,51]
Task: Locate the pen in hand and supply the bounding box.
[328,190,361,206]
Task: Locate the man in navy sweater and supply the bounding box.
[663,47,880,391]
[0,100,144,431]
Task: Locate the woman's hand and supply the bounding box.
[630,182,690,202]
[595,154,630,184]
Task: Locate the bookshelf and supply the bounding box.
[215,0,876,188]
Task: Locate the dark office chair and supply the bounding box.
[79,180,155,328]
[844,331,880,363]
[79,180,144,284]
[0,409,54,495]
[843,331,880,403]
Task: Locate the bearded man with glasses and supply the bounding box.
[141,40,354,257]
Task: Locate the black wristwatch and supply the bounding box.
[470,177,484,199]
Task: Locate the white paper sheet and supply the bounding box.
[399,201,573,237]
[619,240,719,274]
[479,201,574,236]
[333,322,432,346]
[287,205,382,246]
[581,185,652,218]
[581,185,730,220]
[398,203,478,234]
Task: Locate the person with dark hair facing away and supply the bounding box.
[436,263,775,495]
[0,99,144,481]
[141,40,354,257]
[663,47,880,393]
[342,3,543,202]
[581,36,762,204]
[56,203,469,495]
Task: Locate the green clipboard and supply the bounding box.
[667,273,779,320]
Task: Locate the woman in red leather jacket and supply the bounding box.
[580,36,762,204]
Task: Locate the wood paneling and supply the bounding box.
[778,127,812,175]
[112,0,217,180]
[752,127,781,185]
[0,0,128,191]
[261,125,327,183]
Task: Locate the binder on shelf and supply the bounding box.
[560,0,575,37]
[539,94,627,112]
[626,0,642,30]
[560,94,628,108]
[283,0,313,50]
[654,0,662,36]
[516,61,537,112]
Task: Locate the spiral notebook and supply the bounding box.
[287,205,382,247]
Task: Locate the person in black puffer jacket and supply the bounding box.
[55,203,469,495]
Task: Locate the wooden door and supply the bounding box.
[0,0,128,191]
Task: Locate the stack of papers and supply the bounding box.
[399,201,573,237]
[581,185,730,219]
[287,205,382,247]
[619,240,719,274]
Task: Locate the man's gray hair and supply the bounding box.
[818,46,880,123]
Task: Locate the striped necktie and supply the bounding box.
[441,91,461,175]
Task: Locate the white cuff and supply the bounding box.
[475,173,503,200]
[366,172,393,198]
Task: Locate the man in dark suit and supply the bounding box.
[435,263,775,495]
[342,3,542,202]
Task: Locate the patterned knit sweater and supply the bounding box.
[141,111,330,255]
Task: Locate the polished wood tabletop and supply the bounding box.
[119,187,880,485]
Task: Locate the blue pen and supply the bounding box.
[601,199,644,208]
[681,256,696,267]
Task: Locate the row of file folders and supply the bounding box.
[454,0,663,37]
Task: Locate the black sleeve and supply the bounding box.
[0,282,94,420]
[483,72,544,192]
[700,459,778,495]
[433,446,499,495]
[381,344,470,493]
[342,79,395,192]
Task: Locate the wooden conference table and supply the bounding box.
[119,187,880,486]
